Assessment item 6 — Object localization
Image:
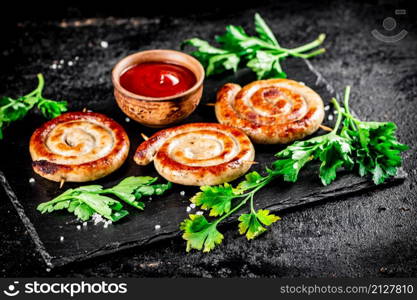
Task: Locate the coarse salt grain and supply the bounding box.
[100,41,109,48]
[155,225,161,230]
[59,236,64,242]
[103,223,109,229]
[51,64,57,69]
[190,203,196,209]
[299,81,305,85]
[328,114,334,121]
[59,59,64,64]
[68,61,74,66]
[324,105,330,111]
[180,191,185,196]
[92,213,104,225]
[125,117,130,122]
[29,178,35,183]
[76,225,81,230]
[186,206,191,212]
[149,197,152,201]
[82,222,87,227]
[196,211,203,215]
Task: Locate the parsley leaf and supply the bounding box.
[236,171,267,192]
[340,86,409,184]
[181,38,240,76]
[238,209,280,240]
[180,215,224,252]
[254,13,280,46]
[37,176,172,222]
[182,13,326,79]
[0,74,67,139]
[272,98,354,185]
[190,183,237,217]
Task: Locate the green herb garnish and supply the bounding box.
[0,73,67,139]
[340,87,409,184]
[181,13,326,79]
[37,176,172,222]
[180,87,408,252]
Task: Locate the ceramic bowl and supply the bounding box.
[112,49,205,127]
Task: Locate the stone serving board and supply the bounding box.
[0,58,406,268]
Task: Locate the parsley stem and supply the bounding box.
[249,193,256,213]
[343,85,352,116]
[216,175,274,224]
[23,74,44,99]
[297,48,326,59]
[216,195,249,224]
[283,34,326,56]
[341,85,359,130]
[330,97,343,133]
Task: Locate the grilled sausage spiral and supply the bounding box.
[30,112,130,182]
[215,79,325,144]
[134,123,255,186]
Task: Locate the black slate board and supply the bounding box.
[0,57,406,268]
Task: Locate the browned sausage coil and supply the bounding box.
[215,79,325,144]
[30,112,130,182]
[134,123,255,186]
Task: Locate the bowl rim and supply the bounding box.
[112,49,205,102]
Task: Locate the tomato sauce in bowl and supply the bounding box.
[119,62,197,98]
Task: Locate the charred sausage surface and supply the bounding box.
[215,79,325,144]
[134,123,255,186]
[30,112,130,182]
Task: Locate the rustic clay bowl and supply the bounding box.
[112,49,205,127]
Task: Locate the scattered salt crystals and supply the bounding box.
[328,114,334,121]
[155,224,161,230]
[59,236,64,242]
[50,64,57,69]
[180,191,185,196]
[149,197,152,201]
[75,56,80,61]
[125,117,130,122]
[29,178,35,183]
[190,203,196,209]
[324,105,330,111]
[59,59,64,64]
[82,222,87,227]
[76,225,81,230]
[299,81,305,85]
[103,220,112,228]
[100,41,109,48]
[92,213,104,225]
[186,206,191,212]
[68,61,74,66]
[46,268,51,272]
[196,211,204,215]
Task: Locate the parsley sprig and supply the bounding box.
[37,176,172,222]
[180,87,408,252]
[0,73,67,139]
[340,87,409,184]
[181,13,326,79]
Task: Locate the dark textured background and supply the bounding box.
[1,0,416,277]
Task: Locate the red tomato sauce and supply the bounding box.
[119,62,197,98]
